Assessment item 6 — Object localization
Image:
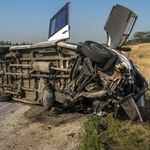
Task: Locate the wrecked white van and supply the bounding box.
[0,3,148,121]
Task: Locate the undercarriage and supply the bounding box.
[0,41,148,122]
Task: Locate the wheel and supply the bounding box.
[0,94,12,102]
[42,88,54,111]
[81,41,113,66]
[0,47,10,54]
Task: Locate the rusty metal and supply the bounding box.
[4,90,18,95]
[1,72,70,78]
[21,87,34,92]
[19,56,76,61]
[50,67,71,72]
[9,64,32,67]
[80,90,106,98]
[9,41,78,51]
[4,72,29,76]
[33,62,51,73]
[12,97,37,104]
[9,40,57,51]
[0,85,13,88]
[30,74,70,78]
[57,42,77,50]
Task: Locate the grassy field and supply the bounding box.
[80,43,150,150]
[124,43,150,99]
[124,43,150,81]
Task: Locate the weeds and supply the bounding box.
[80,115,150,150]
[80,116,105,150]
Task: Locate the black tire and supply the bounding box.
[81,41,112,66]
[0,94,12,102]
[0,47,10,54]
[42,88,54,111]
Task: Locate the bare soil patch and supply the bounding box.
[0,103,86,150]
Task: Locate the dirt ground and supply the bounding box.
[0,99,149,150]
[0,102,86,150]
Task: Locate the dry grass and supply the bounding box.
[123,43,150,99]
[123,43,150,80]
[119,43,150,102]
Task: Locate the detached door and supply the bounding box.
[48,2,70,41]
[104,4,137,49]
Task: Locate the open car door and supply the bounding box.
[48,2,70,41]
[104,4,137,49]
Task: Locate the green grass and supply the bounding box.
[80,115,150,150]
[80,116,105,150]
